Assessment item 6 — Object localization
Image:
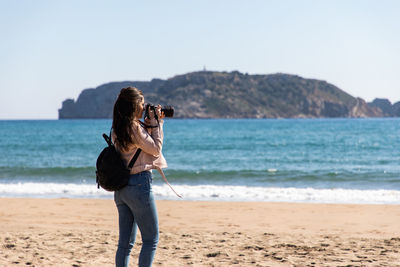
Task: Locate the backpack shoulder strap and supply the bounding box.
[102,133,112,146]
[102,127,113,147]
[128,148,141,169]
[126,122,145,169]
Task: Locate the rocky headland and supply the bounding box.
[59,71,397,119]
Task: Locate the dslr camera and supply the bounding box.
[144,103,174,120]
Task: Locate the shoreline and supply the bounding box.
[1,183,399,204]
[1,198,399,266]
[2,195,400,205]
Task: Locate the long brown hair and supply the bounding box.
[112,87,143,151]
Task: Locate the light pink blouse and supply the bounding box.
[112,119,168,174]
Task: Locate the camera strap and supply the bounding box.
[138,120,159,129]
[155,166,182,198]
[128,123,181,198]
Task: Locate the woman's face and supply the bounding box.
[137,98,145,119]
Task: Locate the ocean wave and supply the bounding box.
[0,166,95,182]
[1,167,399,191]
[0,182,399,204]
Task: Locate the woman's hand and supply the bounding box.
[147,107,156,120]
[155,105,165,119]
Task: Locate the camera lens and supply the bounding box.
[161,106,174,117]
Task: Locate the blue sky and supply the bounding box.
[0,0,399,119]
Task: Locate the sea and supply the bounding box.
[0,119,399,204]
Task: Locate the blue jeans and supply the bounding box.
[114,171,159,267]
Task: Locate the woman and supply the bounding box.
[111,87,167,267]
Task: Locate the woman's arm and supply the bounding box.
[135,119,163,156]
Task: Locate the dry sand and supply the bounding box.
[0,198,399,266]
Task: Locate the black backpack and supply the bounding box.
[96,132,141,191]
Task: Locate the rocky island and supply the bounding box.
[59,71,398,119]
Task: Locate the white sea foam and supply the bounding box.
[153,184,400,204]
[0,183,112,198]
[0,182,399,204]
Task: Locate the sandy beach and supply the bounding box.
[0,198,399,266]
